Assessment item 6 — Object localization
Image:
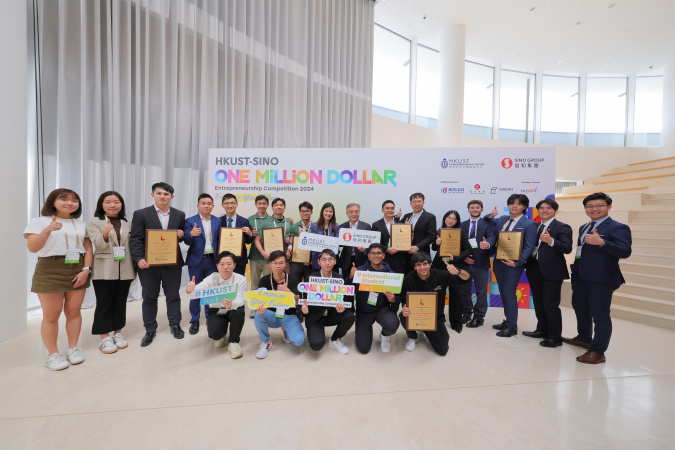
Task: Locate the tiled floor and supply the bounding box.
[1,297,674,449]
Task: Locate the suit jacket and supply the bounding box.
[371,217,406,274]
[129,205,186,268]
[527,218,573,280]
[183,214,222,267]
[460,218,496,269]
[337,220,371,277]
[485,214,538,268]
[86,216,136,280]
[402,210,437,255]
[219,214,254,272]
[570,216,631,285]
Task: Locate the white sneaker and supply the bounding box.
[405,338,418,352]
[99,337,118,354]
[46,353,69,371]
[214,336,228,348]
[256,341,272,359]
[228,342,243,359]
[328,339,349,355]
[112,333,128,349]
[380,333,391,353]
[66,346,85,365]
[282,327,291,344]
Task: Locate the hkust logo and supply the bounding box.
[302,236,308,245]
[441,158,483,169]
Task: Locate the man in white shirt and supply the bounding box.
[338,202,371,279]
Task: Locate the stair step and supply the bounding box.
[645,199,675,206]
[632,244,675,255]
[628,253,675,266]
[631,230,675,240]
[618,283,675,302]
[632,238,675,247]
[620,261,674,278]
[611,303,675,331]
[587,165,675,183]
[628,223,673,232]
[612,156,675,172]
[622,271,675,289]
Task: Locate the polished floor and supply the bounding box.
[1,297,674,449]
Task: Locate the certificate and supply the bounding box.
[406,292,437,331]
[219,227,244,257]
[291,235,310,263]
[145,229,179,266]
[495,231,524,262]
[438,228,462,258]
[390,223,412,251]
[262,227,285,254]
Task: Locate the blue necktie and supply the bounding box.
[469,220,476,238]
[580,221,596,245]
[505,218,514,231]
[228,218,233,228]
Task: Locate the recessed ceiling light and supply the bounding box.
[604,63,610,67]
[530,7,536,11]
[625,29,630,32]
[571,92,579,98]
[575,21,581,25]
[558,60,564,64]
[403,60,410,67]
[516,52,520,57]
[486,84,494,89]
[618,92,626,98]
[608,3,616,8]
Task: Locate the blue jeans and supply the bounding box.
[187,256,217,323]
[254,310,305,346]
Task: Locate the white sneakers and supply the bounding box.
[112,333,128,349]
[380,333,391,353]
[228,342,243,359]
[405,338,418,352]
[214,336,228,348]
[329,339,349,355]
[256,341,272,359]
[100,337,118,354]
[66,346,85,365]
[281,327,291,344]
[46,353,69,371]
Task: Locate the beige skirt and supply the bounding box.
[31,256,91,293]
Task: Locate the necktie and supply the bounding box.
[533,223,545,259]
[505,218,514,232]
[228,218,233,228]
[579,221,596,245]
[469,220,476,238]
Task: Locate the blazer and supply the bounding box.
[183,214,222,267]
[460,218,496,270]
[309,221,340,269]
[485,214,538,268]
[219,214,254,271]
[371,217,407,273]
[86,216,136,280]
[129,205,186,268]
[527,218,573,280]
[570,216,632,285]
[431,227,472,272]
[401,210,437,255]
[337,220,371,276]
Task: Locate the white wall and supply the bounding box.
[0,0,28,342]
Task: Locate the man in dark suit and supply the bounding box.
[371,200,406,274]
[129,182,186,347]
[338,203,371,280]
[523,198,573,347]
[564,192,632,364]
[484,194,538,337]
[460,200,496,328]
[402,193,437,273]
[183,193,221,335]
[219,193,254,277]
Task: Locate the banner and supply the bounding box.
[296,232,340,253]
[338,228,381,247]
[191,285,238,306]
[297,279,354,307]
[245,289,296,310]
[353,270,404,294]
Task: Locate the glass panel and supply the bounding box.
[499,70,535,143]
[634,76,663,146]
[541,75,578,145]
[585,77,627,146]
[415,45,439,128]
[464,61,494,129]
[372,25,410,122]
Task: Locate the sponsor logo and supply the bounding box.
[441,187,465,194]
[441,159,449,169]
[302,236,308,245]
[441,158,484,169]
[343,233,352,242]
[501,158,513,169]
[474,184,480,190]
[513,158,544,169]
[521,187,538,193]
[490,187,514,195]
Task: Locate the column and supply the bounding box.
[662,61,675,155]
[438,24,466,147]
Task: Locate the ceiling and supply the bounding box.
[374,0,675,75]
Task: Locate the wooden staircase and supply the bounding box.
[556,156,675,331]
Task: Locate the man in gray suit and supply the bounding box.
[338,203,372,280]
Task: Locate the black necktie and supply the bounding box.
[580,221,596,245]
[505,218,514,231]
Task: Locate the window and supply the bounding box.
[372,25,411,122]
[541,76,579,145]
[499,70,535,143]
[633,76,663,146]
[585,77,627,146]
[463,61,494,138]
[415,45,439,128]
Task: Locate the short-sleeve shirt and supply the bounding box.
[24,217,88,257]
[248,214,273,261]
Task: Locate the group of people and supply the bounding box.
[24,184,632,371]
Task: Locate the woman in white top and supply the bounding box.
[24,188,93,371]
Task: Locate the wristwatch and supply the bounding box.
[81,266,91,272]
[457,269,462,276]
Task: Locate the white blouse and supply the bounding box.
[24,217,88,257]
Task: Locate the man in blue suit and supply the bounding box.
[484,194,538,337]
[219,193,254,277]
[460,200,496,328]
[183,193,222,335]
[564,192,632,364]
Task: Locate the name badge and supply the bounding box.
[275,308,285,319]
[323,310,328,317]
[216,308,229,316]
[367,291,378,306]
[65,250,80,264]
[575,246,582,259]
[113,246,126,261]
[469,238,478,249]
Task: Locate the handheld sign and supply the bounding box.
[297,231,339,253]
[338,228,381,247]
[297,279,354,307]
[353,270,404,294]
[192,284,238,306]
[245,289,296,310]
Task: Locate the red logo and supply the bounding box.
[160,235,165,241]
[343,233,352,242]
[474,184,481,189]
[502,158,513,169]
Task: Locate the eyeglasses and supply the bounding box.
[217,262,235,267]
[319,258,335,263]
[270,261,285,266]
[369,252,384,256]
[584,204,607,210]
[222,201,237,206]
[299,210,312,214]
[414,261,431,268]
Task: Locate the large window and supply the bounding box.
[634,76,663,146]
[415,45,439,128]
[463,62,494,138]
[499,70,535,143]
[585,77,627,146]
[541,76,579,145]
[372,25,410,122]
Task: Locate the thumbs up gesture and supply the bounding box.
[584,228,605,246]
[102,218,114,237]
[190,222,202,236]
[350,262,357,279]
[186,276,196,294]
[540,227,553,244]
[479,236,489,250]
[436,233,442,245]
[44,215,63,235]
[395,208,402,220]
[489,206,499,219]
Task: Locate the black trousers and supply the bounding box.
[290,262,313,283]
[447,285,464,332]
[91,279,132,334]
[206,306,246,343]
[354,307,400,354]
[138,266,182,332]
[399,314,449,356]
[526,260,564,339]
[306,309,355,351]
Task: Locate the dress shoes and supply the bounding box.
[576,350,606,364]
[189,321,199,335]
[170,325,185,339]
[466,317,484,328]
[492,321,506,330]
[496,326,517,337]
[460,315,471,324]
[522,330,547,339]
[450,324,463,334]
[540,338,563,348]
[140,331,156,347]
[562,336,591,349]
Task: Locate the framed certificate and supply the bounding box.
[390,223,412,251]
[262,227,285,254]
[406,292,437,331]
[219,227,244,257]
[438,228,462,258]
[145,229,179,266]
[291,235,310,263]
[495,231,524,262]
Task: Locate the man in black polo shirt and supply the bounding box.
[399,252,470,355]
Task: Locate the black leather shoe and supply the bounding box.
[189,321,199,335]
[496,326,517,337]
[540,338,563,348]
[466,317,484,328]
[140,331,156,347]
[171,325,185,339]
[461,315,471,324]
[522,330,547,339]
[492,321,506,330]
[450,324,463,334]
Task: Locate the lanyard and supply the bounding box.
[273,217,287,235]
[254,214,268,231]
[270,273,288,289]
[63,219,81,251]
[106,217,126,246]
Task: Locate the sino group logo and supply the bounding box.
[502,158,513,169]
